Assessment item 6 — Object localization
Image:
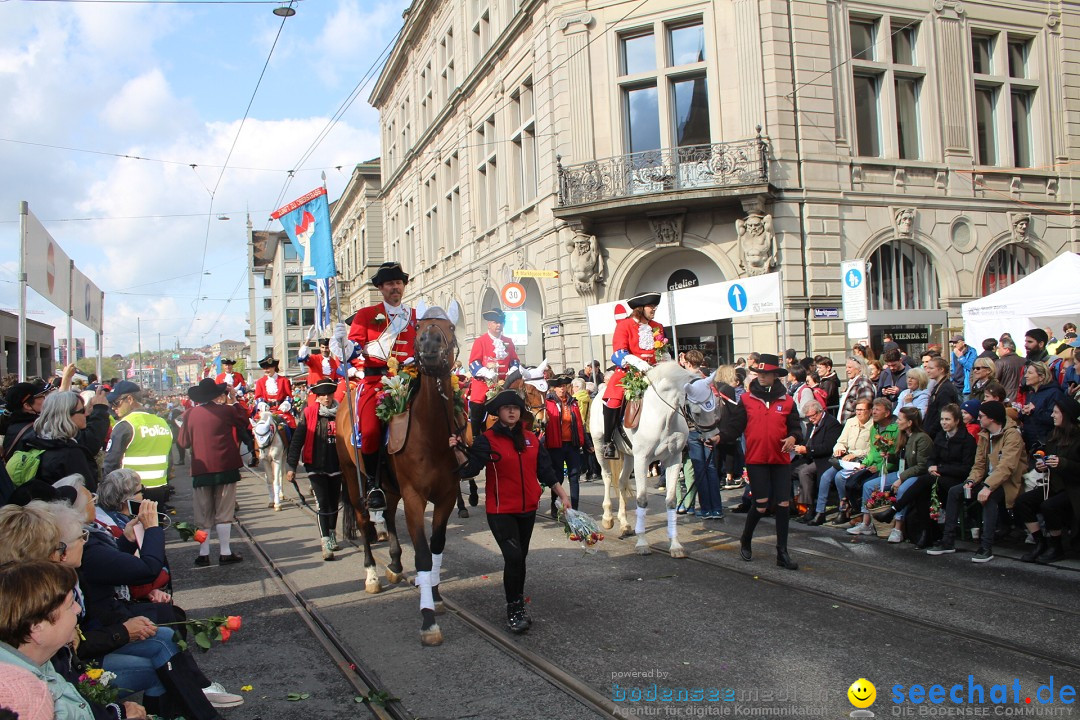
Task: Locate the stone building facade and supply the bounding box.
[355,0,1079,369]
[330,161,385,315]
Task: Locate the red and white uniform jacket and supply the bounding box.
[348,303,418,375]
[601,317,666,405]
[215,371,246,393]
[467,333,521,404]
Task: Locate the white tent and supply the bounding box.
[962,251,1080,345]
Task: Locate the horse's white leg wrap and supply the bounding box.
[416,570,435,611]
[667,509,678,539]
[431,553,443,587]
[371,510,385,524]
[635,506,647,535]
[365,566,379,585]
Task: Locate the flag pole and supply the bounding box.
[67,259,75,369]
[18,202,29,381]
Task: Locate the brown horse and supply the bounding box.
[336,308,463,646]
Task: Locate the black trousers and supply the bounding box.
[487,512,536,603]
[470,404,488,439]
[746,463,793,505]
[1014,487,1074,532]
[309,472,342,537]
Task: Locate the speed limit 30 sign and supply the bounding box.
[501,282,526,308]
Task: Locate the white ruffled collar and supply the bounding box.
[637,322,654,351]
[489,332,508,360]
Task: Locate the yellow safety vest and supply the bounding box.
[117,412,173,488]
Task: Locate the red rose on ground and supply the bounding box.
[226,615,242,631]
[219,627,231,643]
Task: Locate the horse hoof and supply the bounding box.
[458,508,469,519]
[273,504,281,512]
[376,532,389,542]
[670,547,688,559]
[602,518,614,530]
[420,625,443,646]
[386,570,404,584]
[365,581,382,594]
[434,601,446,615]
[468,492,479,507]
[619,528,634,539]
[636,543,652,556]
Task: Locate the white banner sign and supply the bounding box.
[71,267,104,333]
[840,259,868,323]
[22,208,71,313]
[586,273,782,336]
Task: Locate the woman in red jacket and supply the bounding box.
[732,354,803,570]
[451,390,571,634]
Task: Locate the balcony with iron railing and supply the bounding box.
[554,131,770,219]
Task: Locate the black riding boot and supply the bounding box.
[1020,531,1046,563]
[1036,535,1065,564]
[155,658,223,720]
[601,406,618,458]
[740,506,764,561]
[775,505,798,570]
[361,452,386,510]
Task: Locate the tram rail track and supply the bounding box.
[235,506,620,720]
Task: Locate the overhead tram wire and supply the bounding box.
[184,0,294,337]
[266,29,402,224]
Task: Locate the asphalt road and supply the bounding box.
[166,463,1080,720]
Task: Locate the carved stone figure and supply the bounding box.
[893,207,916,238]
[648,213,684,248]
[566,229,604,294]
[736,213,777,277]
[1010,213,1031,243]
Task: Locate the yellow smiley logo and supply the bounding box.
[847,678,876,709]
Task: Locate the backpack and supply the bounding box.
[5,448,45,488]
[812,386,829,409]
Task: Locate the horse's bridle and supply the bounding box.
[416,321,458,377]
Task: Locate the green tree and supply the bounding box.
[77,356,120,382]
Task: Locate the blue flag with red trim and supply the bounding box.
[270,187,337,284]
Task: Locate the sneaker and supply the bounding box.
[887,528,903,543]
[327,531,340,551]
[971,547,994,563]
[321,538,335,561]
[926,540,956,555]
[202,682,244,708]
[846,522,875,536]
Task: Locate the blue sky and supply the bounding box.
[0,0,407,357]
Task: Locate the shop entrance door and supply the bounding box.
[672,320,734,370]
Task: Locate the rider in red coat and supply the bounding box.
[600,291,666,458]
[297,336,342,405]
[333,262,417,510]
[214,358,247,395]
[467,308,522,436]
[253,356,296,429]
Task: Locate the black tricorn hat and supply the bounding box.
[548,374,573,388]
[482,308,506,323]
[221,358,236,365]
[627,292,662,309]
[188,378,228,403]
[370,262,410,287]
[309,378,338,396]
[258,356,280,370]
[485,389,527,415]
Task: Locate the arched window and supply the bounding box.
[868,240,940,310]
[982,244,1041,295]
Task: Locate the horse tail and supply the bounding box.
[341,484,359,541]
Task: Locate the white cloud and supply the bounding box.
[101,69,196,136]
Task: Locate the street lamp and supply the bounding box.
[273,2,295,17]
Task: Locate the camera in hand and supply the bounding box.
[127,499,142,515]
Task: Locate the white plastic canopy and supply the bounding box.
[961,251,1080,344]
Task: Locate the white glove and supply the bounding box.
[329,337,356,361]
[476,367,496,380]
[307,324,318,341]
[333,322,348,341]
[403,357,415,366]
[624,355,650,372]
[280,399,292,414]
[347,366,361,378]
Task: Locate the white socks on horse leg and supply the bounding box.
[431,553,443,588]
[667,509,678,539]
[635,506,647,535]
[415,570,435,611]
[216,523,232,556]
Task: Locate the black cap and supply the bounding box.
[548,374,573,388]
[4,380,50,409]
[370,262,409,287]
[106,380,142,404]
[979,400,1007,427]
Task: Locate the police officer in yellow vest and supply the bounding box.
[104,380,174,504]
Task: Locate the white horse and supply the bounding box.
[252,409,288,511]
[589,361,721,558]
